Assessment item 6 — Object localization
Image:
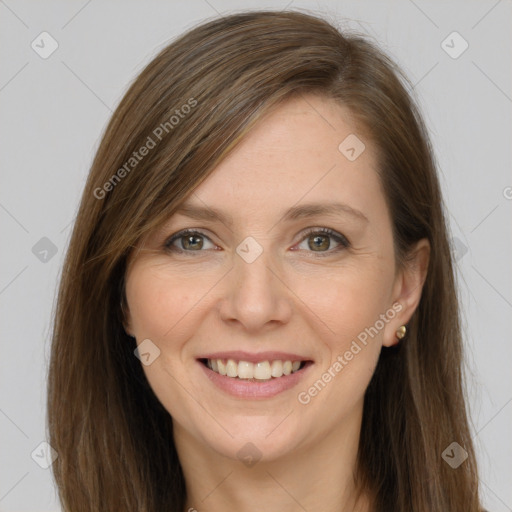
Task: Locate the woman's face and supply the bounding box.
[124,94,423,463]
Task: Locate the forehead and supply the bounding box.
[183,94,385,226]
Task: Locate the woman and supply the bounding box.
[47,9,483,511]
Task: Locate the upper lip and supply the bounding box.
[198,351,313,363]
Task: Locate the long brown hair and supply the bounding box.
[47,9,482,511]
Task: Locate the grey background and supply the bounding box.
[0,1,510,510]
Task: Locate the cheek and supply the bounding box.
[125,261,212,340]
[293,260,394,349]
[124,262,207,418]
[291,258,394,411]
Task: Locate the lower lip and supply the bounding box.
[198,360,313,399]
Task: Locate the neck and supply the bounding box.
[175,405,372,512]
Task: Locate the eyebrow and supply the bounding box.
[173,201,368,227]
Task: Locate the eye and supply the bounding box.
[164,229,217,253]
[164,227,350,256]
[294,227,350,256]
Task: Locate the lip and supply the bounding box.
[197,356,314,400]
[197,350,311,364]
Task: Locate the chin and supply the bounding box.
[174,406,309,464]
[211,419,306,464]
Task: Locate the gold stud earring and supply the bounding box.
[396,325,407,340]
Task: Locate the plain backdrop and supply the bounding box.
[0,1,511,511]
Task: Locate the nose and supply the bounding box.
[218,247,293,333]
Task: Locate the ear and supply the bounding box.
[383,238,430,347]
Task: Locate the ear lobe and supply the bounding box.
[383,238,430,347]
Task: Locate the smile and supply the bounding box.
[197,351,314,399]
[202,358,306,380]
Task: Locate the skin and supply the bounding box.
[124,94,429,512]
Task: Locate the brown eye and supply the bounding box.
[308,234,331,251]
[295,228,350,255]
[181,234,204,250]
[165,230,215,253]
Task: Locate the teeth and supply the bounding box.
[226,359,238,377]
[206,358,304,380]
[238,360,253,379]
[254,361,271,380]
[270,360,283,377]
[217,359,227,376]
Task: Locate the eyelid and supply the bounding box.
[294,227,350,255]
[164,227,350,254]
[164,228,217,251]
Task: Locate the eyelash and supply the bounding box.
[164,227,350,257]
